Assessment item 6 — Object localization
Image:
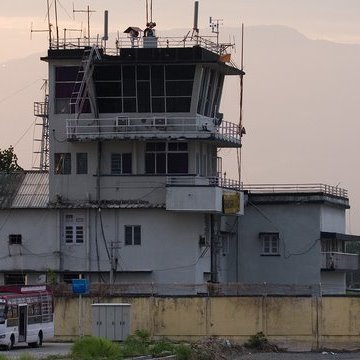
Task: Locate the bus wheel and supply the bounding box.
[29,331,42,348]
[7,335,14,350]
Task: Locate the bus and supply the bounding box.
[0,285,54,350]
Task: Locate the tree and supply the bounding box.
[0,146,23,172]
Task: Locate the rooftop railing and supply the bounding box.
[50,34,231,55]
[66,116,241,145]
[167,176,241,191]
[243,183,348,198]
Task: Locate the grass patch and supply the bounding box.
[71,336,122,359]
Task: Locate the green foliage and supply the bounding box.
[149,339,175,357]
[244,332,268,349]
[174,343,192,360]
[0,355,8,360]
[19,354,36,360]
[47,268,57,286]
[69,331,194,360]
[120,330,150,357]
[71,336,122,359]
[0,146,22,173]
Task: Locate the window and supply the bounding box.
[94,64,194,113]
[145,142,188,174]
[4,273,26,285]
[62,273,83,284]
[111,153,132,174]
[124,225,141,245]
[9,234,22,245]
[55,66,91,114]
[259,232,280,255]
[54,153,71,174]
[76,153,88,174]
[64,214,85,244]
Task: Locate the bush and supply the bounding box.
[149,339,175,357]
[120,330,151,357]
[71,336,121,359]
[174,344,192,360]
[244,332,268,349]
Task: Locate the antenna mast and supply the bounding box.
[54,0,59,48]
[73,5,96,46]
[209,16,223,48]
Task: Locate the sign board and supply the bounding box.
[72,279,89,294]
[223,192,240,214]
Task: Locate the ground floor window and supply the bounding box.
[125,225,141,245]
[64,213,85,244]
[259,232,280,255]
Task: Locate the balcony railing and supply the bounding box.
[66,116,241,145]
[243,183,348,199]
[167,176,241,191]
[321,252,359,271]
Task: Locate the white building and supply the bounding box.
[0,9,244,287]
[0,4,357,295]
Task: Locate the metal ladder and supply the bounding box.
[69,45,101,118]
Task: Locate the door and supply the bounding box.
[18,305,28,342]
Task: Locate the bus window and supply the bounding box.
[0,305,5,324]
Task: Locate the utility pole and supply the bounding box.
[110,241,121,286]
[210,214,219,283]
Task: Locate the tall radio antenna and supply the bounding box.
[30,0,53,48]
[73,4,96,46]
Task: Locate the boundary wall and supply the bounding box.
[54,296,360,351]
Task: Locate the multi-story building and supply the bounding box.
[0,8,244,286]
[0,4,357,295]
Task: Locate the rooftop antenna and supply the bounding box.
[209,16,223,48]
[30,0,53,48]
[103,10,109,41]
[145,0,154,24]
[192,1,199,42]
[238,23,245,185]
[73,4,96,46]
[54,0,59,48]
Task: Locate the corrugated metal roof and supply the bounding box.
[0,171,49,209]
[0,171,165,209]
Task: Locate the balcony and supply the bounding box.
[321,252,359,271]
[166,175,243,214]
[65,116,241,147]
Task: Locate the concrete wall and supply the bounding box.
[54,295,360,351]
[238,203,321,284]
[0,207,211,284]
[0,209,59,272]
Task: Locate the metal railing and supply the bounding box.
[50,34,228,55]
[321,252,359,271]
[66,116,241,144]
[52,282,321,297]
[243,183,348,198]
[167,176,241,190]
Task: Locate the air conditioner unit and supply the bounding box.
[116,116,129,127]
[116,116,129,131]
[154,117,166,130]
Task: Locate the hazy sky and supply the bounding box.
[1,0,360,62]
